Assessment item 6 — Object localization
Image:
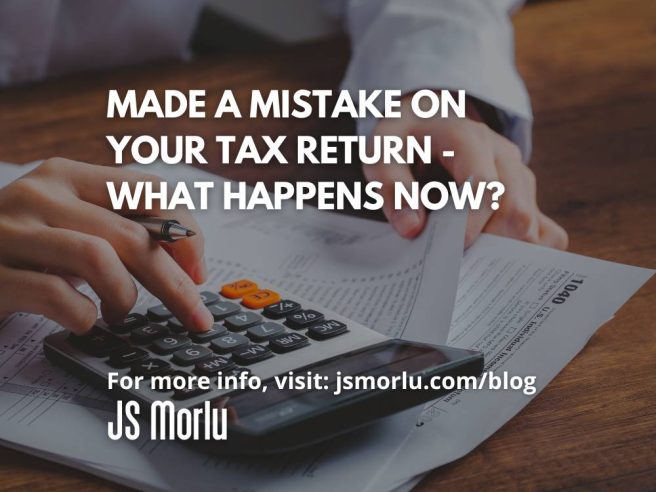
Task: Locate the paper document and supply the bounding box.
[369,234,653,491]
[0,161,652,492]
[0,162,465,492]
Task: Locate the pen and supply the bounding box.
[132,217,196,242]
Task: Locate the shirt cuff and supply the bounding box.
[341,17,533,161]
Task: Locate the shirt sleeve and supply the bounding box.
[330,0,533,161]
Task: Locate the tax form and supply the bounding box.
[0,162,466,492]
[0,161,652,491]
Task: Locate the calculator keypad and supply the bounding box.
[65,279,353,404]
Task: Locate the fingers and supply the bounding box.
[483,140,540,244]
[364,121,427,238]
[158,210,206,284]
[45,200,213,332]
[62,160,207,284]
[1,226,138,324]
[428,122,498,247]
[362,163,426,238]
[538,213,569,250]
[0,265,97,334]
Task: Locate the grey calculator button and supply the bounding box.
[225,312,262,332]
[232,344,273,365]
[167,317,188,334]
[199,291,220,306]
[209,301,241,321]
[131,359,170,376]
[131,323,170,344]
[190,323,227,343]
[109,313,148,334]
[151,335,191,354]
[247,322,285,342]
[210,333,249,354]
[109,347,148,368]
[172,345,213,365]
[147,304,173,321]
[69,326,125,357]
[195,356,235,376]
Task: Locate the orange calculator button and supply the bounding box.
[220,279,259,299]
[242,289,281,309]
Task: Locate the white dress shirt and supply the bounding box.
[332,0,531,159]
[0,0,531,157]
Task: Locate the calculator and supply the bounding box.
[44,279,483,454]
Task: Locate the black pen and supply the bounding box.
[132,217,196,242]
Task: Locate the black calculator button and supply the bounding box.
[199,291,220,306]
[268,332,310,353]
[147,304,173,321]
[167,318,188,334]
[69,326,126,357]
[174,382,210,400]
[195,356,235,376]
[131,359,171,376]
[210,333,249,354]
[151,335,191,355]
[131,323,170,344]
[286,310,324,329]
[108,313,148,334]
[172,345,213,365]
[208,301,241,320]
[224,312,262,332]
[263,300,301,319]
[109,347,149,368]
[307,320,349,340]
[246,322,285,342]
[190,324,227,343]
[232,344,273,365]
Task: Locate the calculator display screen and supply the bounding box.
[214,340,462,433]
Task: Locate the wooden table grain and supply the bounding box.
[0,0,654,490]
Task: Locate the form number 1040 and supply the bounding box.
[552,278,585,305]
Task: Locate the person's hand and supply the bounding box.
[0,158,214,333]
[364,94,568,250]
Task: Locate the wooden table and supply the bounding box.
[0,0,654,489]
